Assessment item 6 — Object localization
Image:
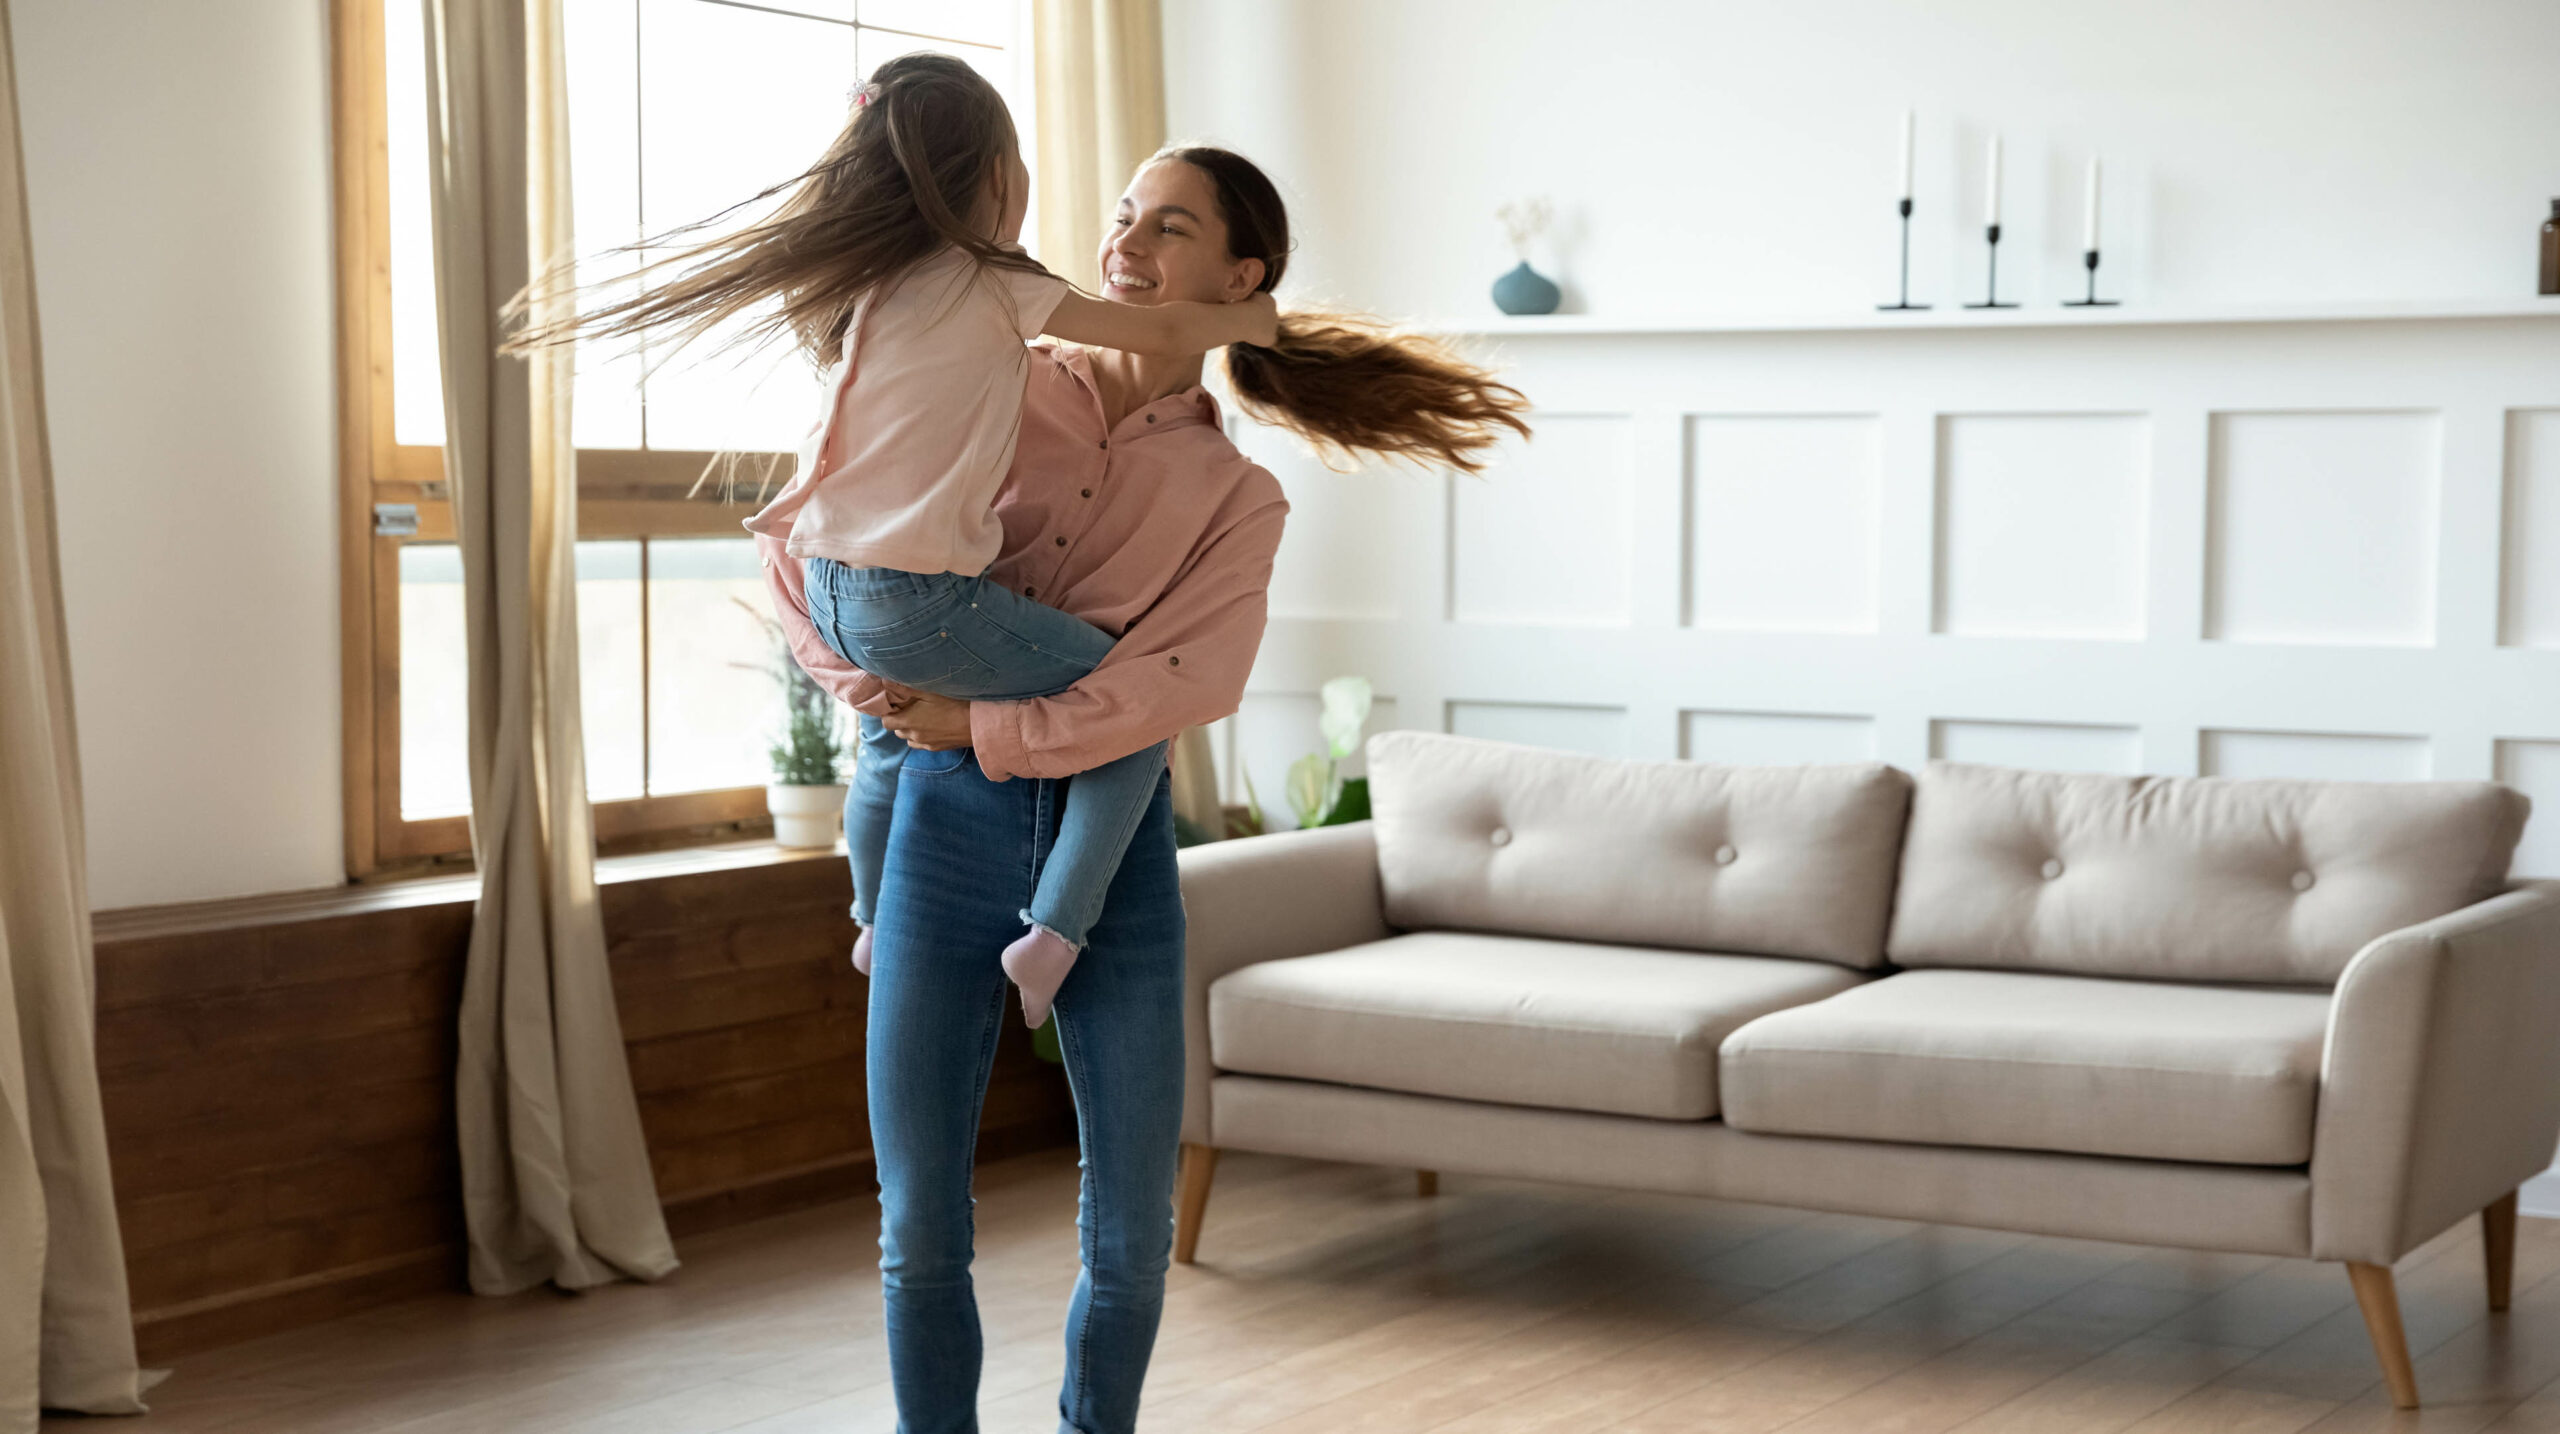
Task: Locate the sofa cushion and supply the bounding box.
[1720,969,2333,1165]
[1367,731,1913,968]
[1888,761,2529,985]
[1207,932,1870,1120]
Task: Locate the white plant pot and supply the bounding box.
[766,782,848,850]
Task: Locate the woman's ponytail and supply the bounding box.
[1159,145,1531,474]
[1221,313,1530,475]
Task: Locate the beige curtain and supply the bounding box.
[1168,730,1223,840]
[1028,0,1227,835]
[1032,0,1165,292]
[421,0,678,1295]
[0,2,149,1423]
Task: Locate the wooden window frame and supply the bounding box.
[332,0,794,879]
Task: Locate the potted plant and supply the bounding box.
[1284,676,1375,829]
[738,600,849,849]
[1491,197,1560,315]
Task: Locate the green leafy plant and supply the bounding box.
[1285,676,1373,829]
[734,598,846,786]
[1231,766,1267,839]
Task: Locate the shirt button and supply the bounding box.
[1146,414,1157,423]
[2041,858,2065,880]
[2292,871,2316,892]
[1168,655,1180,666]
[1024,587,1037,598]
[1098,440,1109,450]
[1488,826,1512,847]
[1713,844,1737,866]
[1080,488,1093,498]
[1054,535,1068,547]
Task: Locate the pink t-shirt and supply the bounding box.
[744,245,1069,576]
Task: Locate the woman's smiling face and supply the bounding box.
[1098,159,1266,308]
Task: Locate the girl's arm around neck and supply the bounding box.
[1040,290,1278,356]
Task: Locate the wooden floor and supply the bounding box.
[69,1149,2560,1433]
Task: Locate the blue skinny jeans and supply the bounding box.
[804,558,1168,950]
[866,745,1185,1433]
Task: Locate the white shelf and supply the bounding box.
[1428,295,2560,339]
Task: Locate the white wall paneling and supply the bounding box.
[1447,413,1633,627]
[2205,410,2441,646]
[1684,711,1878,766]
[1935,413,2149,640]
[1687,415,1880,633]
[1232,421,1414,623]
[2199,729,2433,782]
[1227,311,2560,800]
[2506,410,2560,649]
[1446,702,1628,758]
[1932,720,2144,776]
[2497,741,2560,881]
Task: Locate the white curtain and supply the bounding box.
[420,0,678,1295]
[0,0,149,1423]
[1032,0,1165,294]
[1028,0,1230,835]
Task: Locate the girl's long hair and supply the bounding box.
[1161,146,1533,474]
[500,51,1040,367]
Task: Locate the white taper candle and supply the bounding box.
[2082,156,2101,251]
[1984,134,2002,227]
[1898,110,1915,200]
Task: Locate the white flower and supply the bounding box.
[1495,197,1552,261]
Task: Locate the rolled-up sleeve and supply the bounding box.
[758,532,896,717]
[970,500,1284,782]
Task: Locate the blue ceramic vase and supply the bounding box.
[1491,261,1560,316]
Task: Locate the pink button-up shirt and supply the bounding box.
[754,342,1288,783]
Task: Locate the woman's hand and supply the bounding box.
[882,692,973,751]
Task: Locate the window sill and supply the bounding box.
[91,837,846,942]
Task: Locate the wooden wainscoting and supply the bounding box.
[92,847,1078,1362]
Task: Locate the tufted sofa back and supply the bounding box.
[1887,761,2532,986]
[1367,732,1914,969]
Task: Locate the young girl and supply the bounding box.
[510,53,1274,1026]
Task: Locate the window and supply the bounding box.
[334,0,1026,875]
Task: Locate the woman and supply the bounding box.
[763,146,1527,1434]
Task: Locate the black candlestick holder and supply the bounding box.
[1964,224,2016,309]
[2063,248,2118,307]
[1878,197,1929,311]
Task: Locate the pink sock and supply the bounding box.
[1001,925,1080,1029]
[851,926,874,977]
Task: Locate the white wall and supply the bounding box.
[16,0,344,908]
[18,0,2558,902]
[1164,0,2560,320]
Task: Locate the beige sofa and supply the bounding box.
[1171,732,2560,1409]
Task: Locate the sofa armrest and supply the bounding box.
[1177,822,1393,1146]
[2311,880,2560,1264]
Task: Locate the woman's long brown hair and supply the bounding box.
[1162,146,1533,474]
[500,52,1042,368]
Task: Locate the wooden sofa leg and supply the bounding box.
[2485,1188,2520,1312]
[2346,1262,2420,1410]
[1417,1170,1437,1198]
[1174,1143,1218,1265]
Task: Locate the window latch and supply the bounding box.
[373,502,419,538]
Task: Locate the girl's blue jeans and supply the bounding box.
[869,744,1185,1434]
[803,557,1169,949]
